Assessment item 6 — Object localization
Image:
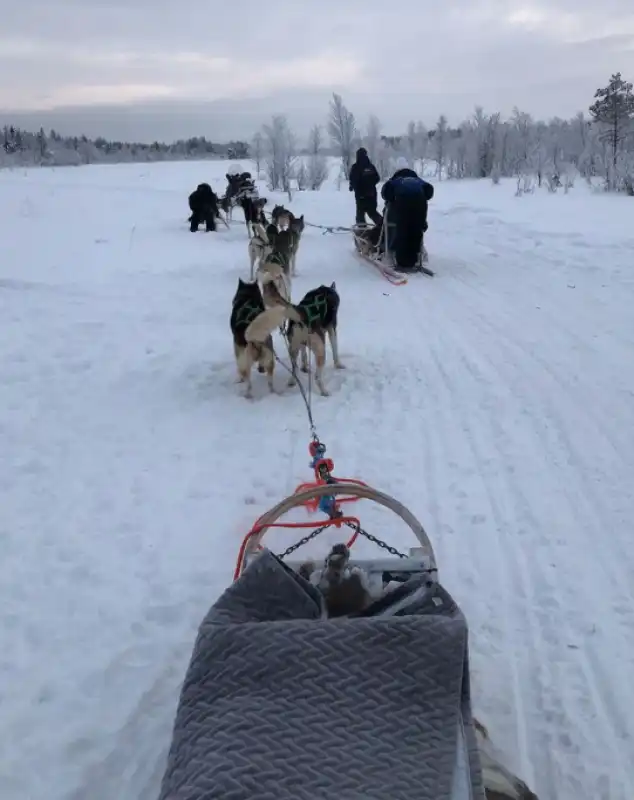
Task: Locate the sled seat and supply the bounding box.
[158,549,485,800]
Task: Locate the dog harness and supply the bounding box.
[269,251,289,269]
[235,300,263,327]
[299,293,328,327]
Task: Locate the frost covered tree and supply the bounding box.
[363,115,392,178]
[447,124,469,179]
[589,72,634,189]
[364,115,382,165]
[327,93,357,179]
[412,122,429,172]
[405,121,417,166]
[261,114,296,199]
[471,107,499,178]
[251,131,264,177]
[509,108,535,179]
[306,124,329,190]
[433,115,449,178]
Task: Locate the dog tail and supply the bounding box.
[252,222,269,242]
[261,281,302,318]
[245,305,301,344]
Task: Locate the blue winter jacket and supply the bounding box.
[381,168,434,203]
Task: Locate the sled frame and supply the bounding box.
[285,547,435,600]
[380,205,430,269]
[352,207,432,279]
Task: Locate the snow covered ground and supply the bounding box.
[1,158,633,800]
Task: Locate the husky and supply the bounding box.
[266,214,304,278]
[258,261,292,309]
[254,222,294,299]
[248,222,273,280]
[245,281,344,397]
[242,196,267,237]
[271,204,291,229]
[221,171,266,234]
[286,212,305,276]
[285,282,343,396]
[230,278,276,399]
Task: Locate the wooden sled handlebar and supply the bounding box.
[244,482,437,572]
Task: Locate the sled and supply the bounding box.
[158,441,540,800]
[352,209,434,285]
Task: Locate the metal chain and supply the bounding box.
[343,520,408,558]
[275,520,408,561]
[276,525,330,559]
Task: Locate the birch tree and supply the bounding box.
[262,114,296,200]
[306,124,329,190]
[327,93,357,179]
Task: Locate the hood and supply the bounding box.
[355,147,370,164]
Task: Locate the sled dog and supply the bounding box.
[248,222,273,280]
[255,223,294,298]
[286,212,305,276]
[266,213,304,277]
[271,204,291,229]
[245,281,344,397]
[230,278,275,399]
[242,196,268,237]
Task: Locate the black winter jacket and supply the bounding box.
[349,149,380,198]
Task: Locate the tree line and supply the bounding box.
[0,126,250,168]
[2,73,632,195]
[256,73,634,196]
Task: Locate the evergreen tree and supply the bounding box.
[589,73,634,179]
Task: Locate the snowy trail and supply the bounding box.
[1,162,633,800]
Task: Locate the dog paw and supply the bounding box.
[319,389,331,397]
[287,378,297,387]
[335,362,346,370]
[300,365,309,373]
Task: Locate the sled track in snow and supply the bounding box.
[444,275,634,797]
[341,234,634,799]
[370,242,634,799]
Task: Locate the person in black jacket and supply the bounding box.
[188,183,220,232]
[381,161,434,271]
[349,148,383,226]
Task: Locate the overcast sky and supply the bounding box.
[1,0,633,143]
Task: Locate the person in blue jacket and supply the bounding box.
[381,159,434,271]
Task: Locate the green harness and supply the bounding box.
[298,293,328,327]
[234,300,263,328]
[269,250,289,269]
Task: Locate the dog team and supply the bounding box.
[187,171,345,400]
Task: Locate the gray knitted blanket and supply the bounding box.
[158,550,485,800]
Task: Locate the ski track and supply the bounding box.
[1,163,633,800]
[424,208,634,799]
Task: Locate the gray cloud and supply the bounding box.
[1,0,633,141]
